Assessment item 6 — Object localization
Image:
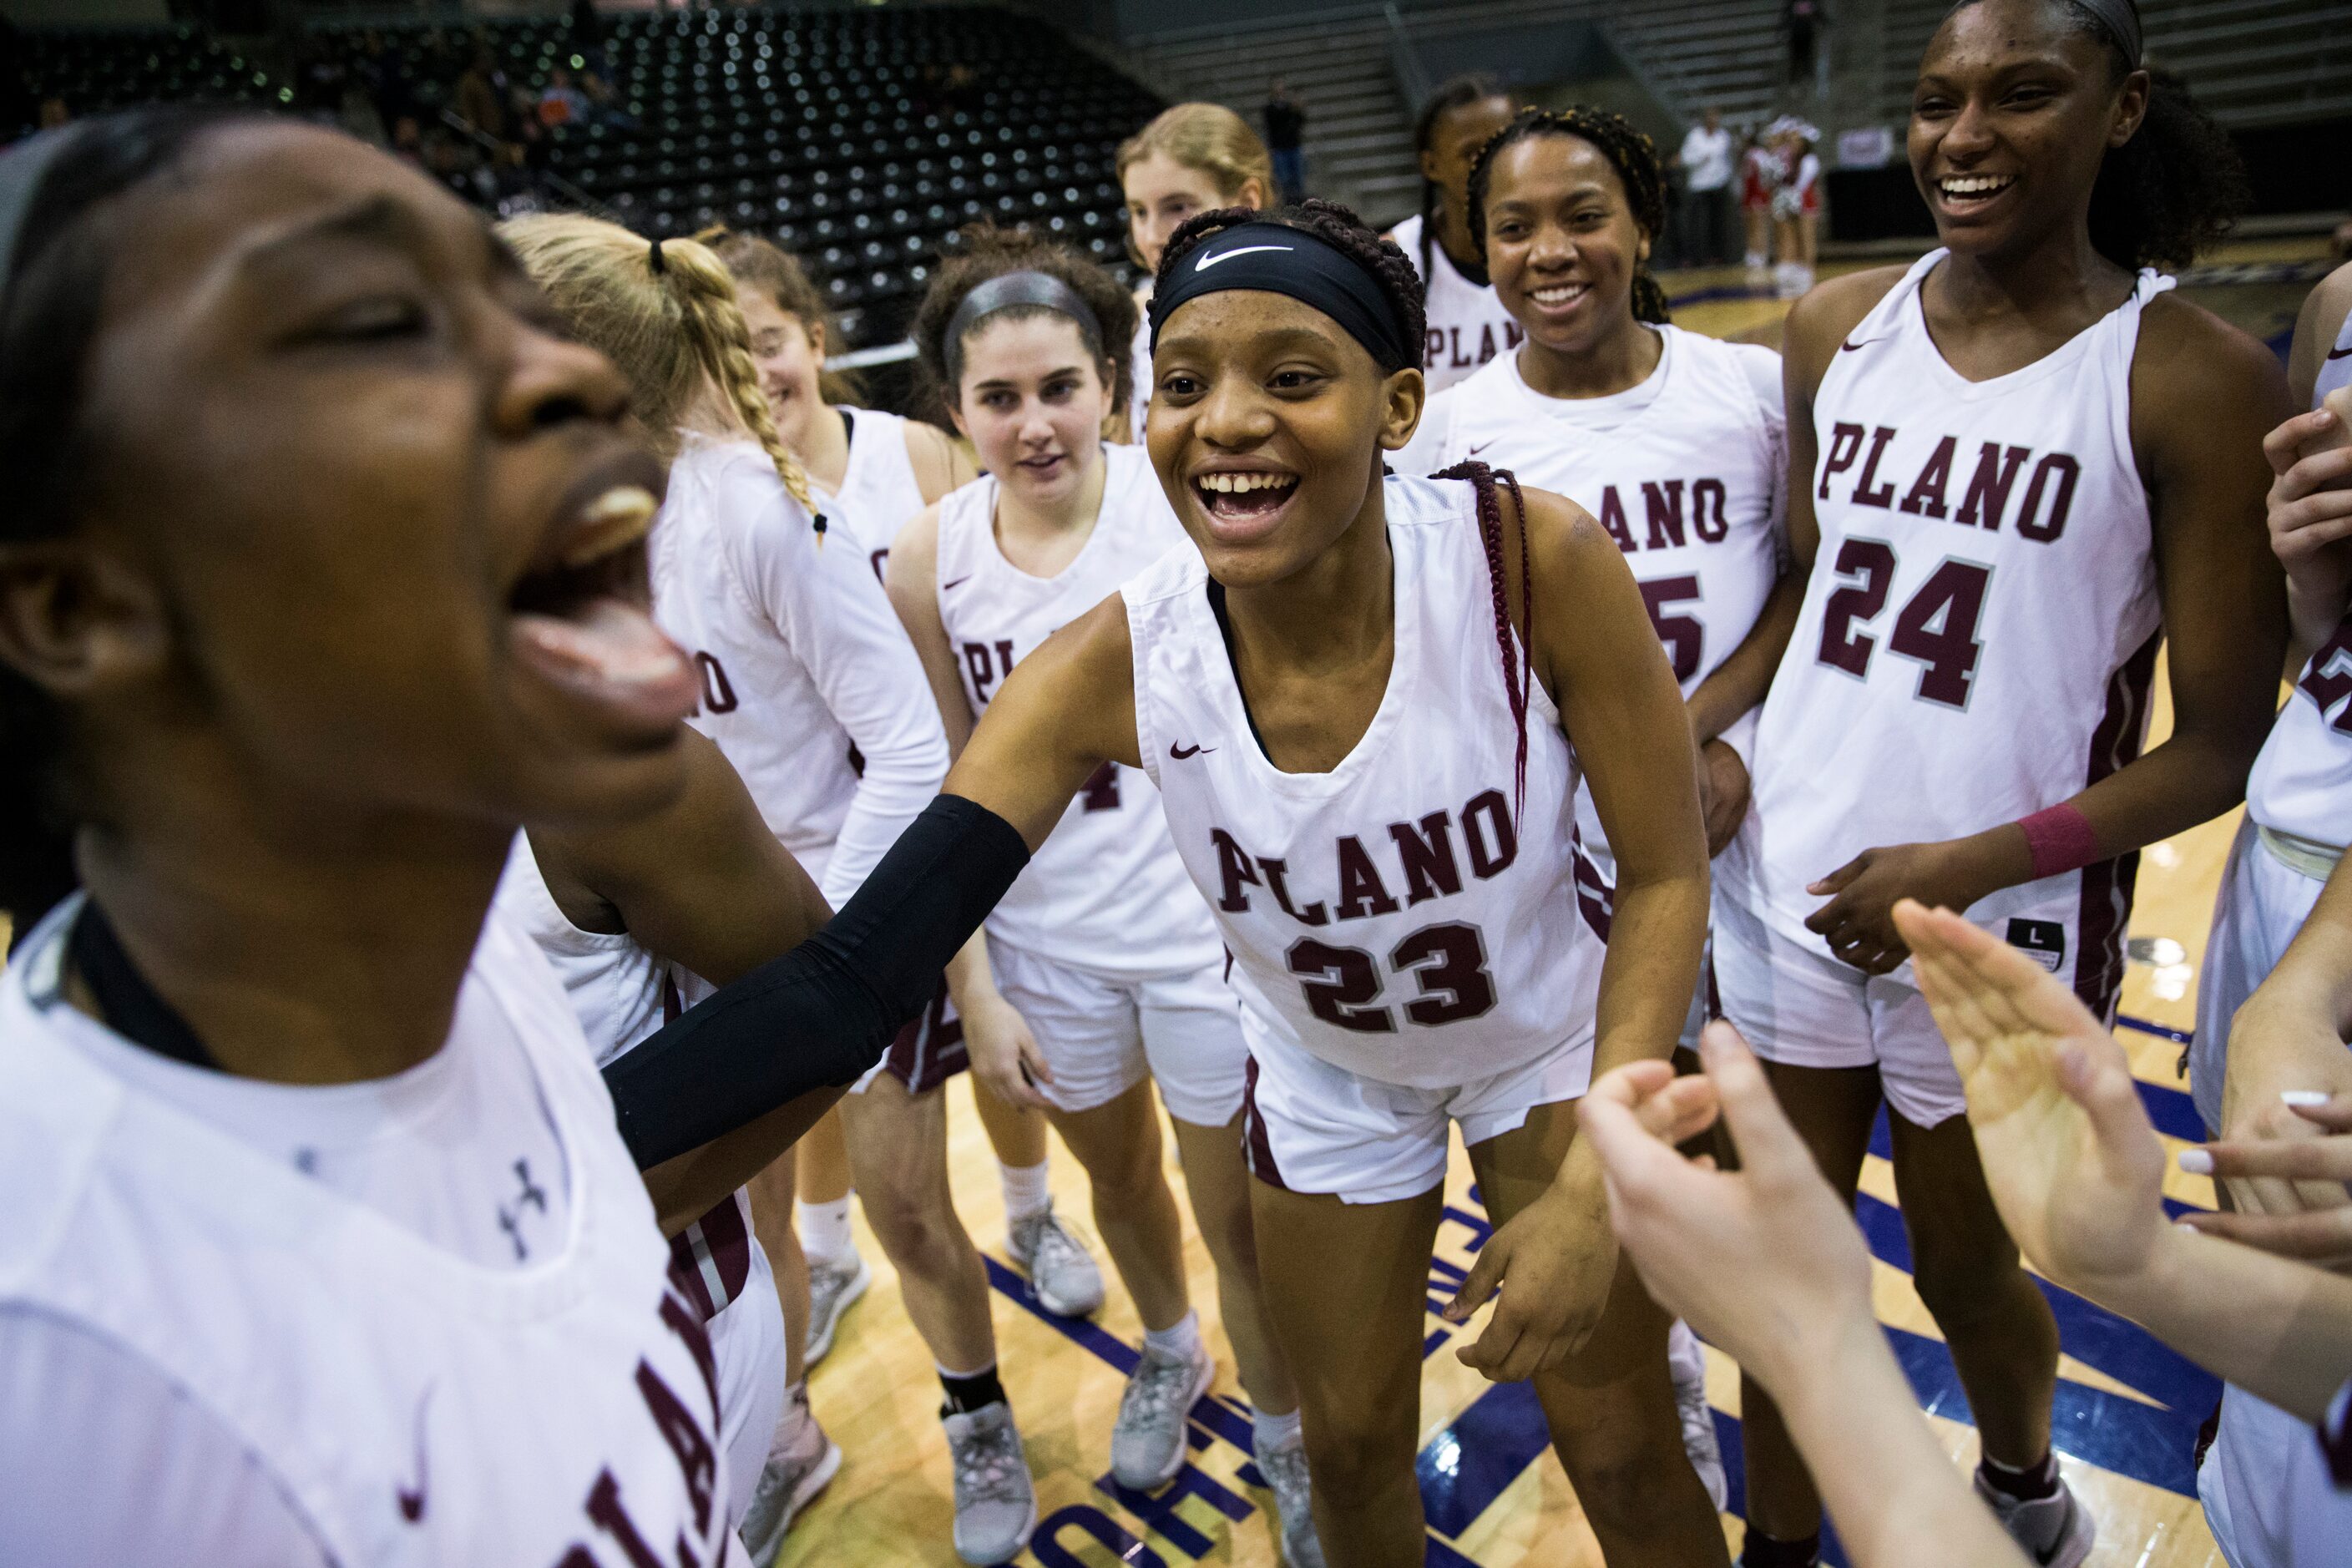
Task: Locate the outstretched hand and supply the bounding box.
[1894,899,2168,1296]
[1577,1021,1876,1391]
[2183,1093,2352,1271]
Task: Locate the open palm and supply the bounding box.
[1894,900,2168,1294]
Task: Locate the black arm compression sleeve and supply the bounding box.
[604,794,1030,1168]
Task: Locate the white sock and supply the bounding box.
[796,1196,854,1264]
[1253,1406,1302,1454]
[999,1160,1052,1222]
[1668,1318,1707,1393]
[767,1379,812,1457]
[1142,1309,1202,1363]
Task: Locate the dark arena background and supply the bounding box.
[3,0,2344,1563]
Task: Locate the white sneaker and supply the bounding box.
[1669,1323,1728,1511]
[943,1401,1037,1565]
[1974,1467,2095,1568]
[736,1401,840,1566]
[803,1250,870,1366]
[1110,1339,1214,1490]
[1005,1202,1105,1318]
[1254,1430,1327,1568]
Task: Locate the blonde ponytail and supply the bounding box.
[499,213,824,528]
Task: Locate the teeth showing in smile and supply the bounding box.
[1940,175,2015,198]
[1197,472,1294,493]
[1530,283,1590,306]
[561,485,659,568]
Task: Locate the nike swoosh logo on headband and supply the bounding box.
[1196,244,1294,271]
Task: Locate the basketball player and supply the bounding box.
[503,216,1042,1565]
[2186,255,2352,1568]
[933,199,1727,1568]
[1120,104,1272,441]
[892,228,1322,1565]
[1707,3,2292,1564]
[1398,103,1794,1510]
[1383,75,1520,392]
[0,108,761,1566]
[714,227,1100,1384]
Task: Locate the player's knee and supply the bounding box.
[1573,1434,1699,1536]
[1300,1409,1417,1500]
[857,1186,964,1270]
[1909,1239,2028,1333]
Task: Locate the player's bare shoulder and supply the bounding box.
[2130,287,2294,459]
[1783,264,1911,384]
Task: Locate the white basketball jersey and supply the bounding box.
[1130,305,1154,443]
[1732,250,2171,1016]
[938,443,1221,978]
[827,406,931,583]
[1392,212,1526,393]
[0,898,744,1567]
[2244,309,2352,855]
[1125,473,1609,1088]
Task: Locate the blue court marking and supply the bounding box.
[2118,1013,2195,1048]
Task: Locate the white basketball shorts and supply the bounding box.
[987,943,1247,1128]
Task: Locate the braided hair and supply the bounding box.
[1155,198,1427,372]
[500,213,825,525]
[1466,105,1673,326]
[1410,73,1509,286]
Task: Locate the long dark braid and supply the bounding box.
[1156,199,1426,367]
[1410,74,1505,287]
[1434,460,1533,821]
[1466,106,1673,325]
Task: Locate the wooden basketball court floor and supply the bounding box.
[771,236,2341,1568]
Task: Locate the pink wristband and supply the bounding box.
[2016,803,2102,879]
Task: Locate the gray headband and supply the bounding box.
[1949,0,2142,64]
[943,270,1103,385]
[0,126,82,308]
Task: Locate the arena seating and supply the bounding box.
[6,23,282,120]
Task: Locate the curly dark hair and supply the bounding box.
[1154,198,1427,375]
[1466,106,1672,326]
[1410,73,1510,285]
[910,222,1139,424]
[1937,3,2247,268]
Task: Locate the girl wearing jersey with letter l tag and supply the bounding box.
[1705,3,2291,1565]
[939,199,1724,1568]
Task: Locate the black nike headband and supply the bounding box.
[1148,221,1418,375]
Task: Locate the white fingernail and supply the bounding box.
[2177,1148,2214,1174]
[2282,1091,2333,1107]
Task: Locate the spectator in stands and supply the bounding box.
[455,46,507,141]
[1783,0,1828,94]
[538,65,589,130]
[1263,78,1307,204]
[1673,106,1736,269]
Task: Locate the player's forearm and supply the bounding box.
[2265,854,2352,1041]
[1771,1312,2031,1568]
[1591,867,1709,1073]
[1686,571,1803,745]
[2285,580,2347,667]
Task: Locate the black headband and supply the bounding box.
[0,125,80,309]
[943,269,1103,385]
[1149,221,1416,374]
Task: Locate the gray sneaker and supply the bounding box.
[803,1250,870,1367]
[736,1403,840,1566]
[1672,1342,1728,1511]
[1005,1202,1105,1318]
[1110,1339,1214,1490]
[1974,1468,2095,1568]
[943,1401,1036,1565]
[1253,1432,1327,1568]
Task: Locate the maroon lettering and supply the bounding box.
[656,1292,720,1415]
[1818,422,1865,498]
[1424,328,1445,369]
[962,641,994,701]
[1449,327,1473,369]
[1459,790,1518,879]
[1638,575,1704,682]
[1080,761,1121,813]
[635,1363,716,1534]
[2014,453,2079,543]
[1333,836,1400,920]
[1390,923,1497,1025]
[549,1549,600,1568]
[1641,480,1688,550]
[1211,829,1261,912]
[693,653,737,716]
[1286,938,1394,1032]
[1899,436,1956,519]
[584,1469,668,1568]
[2296,617,2352,733]
[1849,426,1899,509]
[1818,537,1895,678]
[1955,443,2030,530]
[1596,486,1636,552]
[1257,856,1329,927]
[1387,813,1464,906]
[1887,558,1990,706]
[1692,478,1730,543]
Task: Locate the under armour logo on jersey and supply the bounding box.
[496,1158,549,1262]
[1196,243,1292,271]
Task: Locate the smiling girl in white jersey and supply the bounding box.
[884,228,1322,1566]
[1700,4,2291,1565]
[1384,75,1521,393]
[928,199,1724,1568]
[2187,257,2352,1568]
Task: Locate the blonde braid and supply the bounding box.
[661,240,826,528]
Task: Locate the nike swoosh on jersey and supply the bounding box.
[1169,741,1216,759]
[2329,344,2352,361]
[941,574,972,591]
[1196,244,1292,271]
[1466,438,1498,458]
[1839,337,1869,352]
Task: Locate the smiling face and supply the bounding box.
[1483,133,1649,360]
[1910,0,2147,259]
[0,120,695,840]
[1146,289,1422,588]
[735,286,825,452]
[1124,150,1262,275]
[948,310,1113,509]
